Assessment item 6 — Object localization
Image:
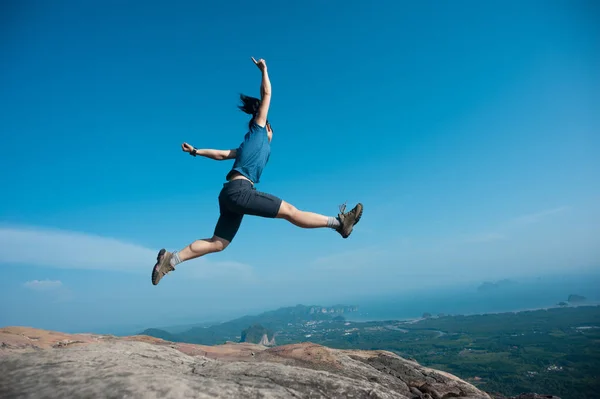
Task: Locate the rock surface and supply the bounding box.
[0,327,558,399]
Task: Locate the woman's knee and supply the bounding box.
[277,201,298,220]
[210,236,230,252]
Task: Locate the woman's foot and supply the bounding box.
[336,202,363,238]
[152,249,175,285]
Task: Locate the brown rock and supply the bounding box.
[0,327,525,399]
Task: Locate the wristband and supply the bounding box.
[191,148,197,157]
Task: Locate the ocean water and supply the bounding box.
[344,272,600,322]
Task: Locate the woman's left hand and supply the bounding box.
[252,57,267,72]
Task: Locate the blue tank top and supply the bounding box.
[226,122,271,184]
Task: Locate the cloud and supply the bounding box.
[0,225,255,281]
[23,279,63,291]
[23,279,74,303]
[297,203,599,293]
[0,225,155,272]
[178,259,258,283]
[463,232,507,244]
[510,206,571,226]
[311,244,390,271]
[461,206,571,244]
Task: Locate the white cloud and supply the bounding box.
[510,206,571,226]
[178,259,258,283]
[299,203,600,292]
[0,225,155,272]
[311,244,389,271]
[22,279,74,303]
[23,279,63,290]
[463,232,507,244]
[0,225,255,281]
[461,206,571,244]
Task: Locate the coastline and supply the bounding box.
[344,302,600,324]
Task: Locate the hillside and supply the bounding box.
[141,304,357,345]
[0,327,557,398]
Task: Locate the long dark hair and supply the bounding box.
[238,93,268,130]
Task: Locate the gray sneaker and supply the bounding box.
[336,202,363,238]
[152,249,175,285]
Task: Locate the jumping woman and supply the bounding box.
[151,57,363,286]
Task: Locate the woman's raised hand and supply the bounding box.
[251,57,267,72]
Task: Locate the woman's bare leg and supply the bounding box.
[176,235,230,262]
[276,200,337,228]
[151,236,229,286]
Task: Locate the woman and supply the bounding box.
[152,57,363,286]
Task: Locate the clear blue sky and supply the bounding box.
[1,0,598,333]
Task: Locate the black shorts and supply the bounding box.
[214,179,283,242]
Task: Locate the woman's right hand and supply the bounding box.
[181,142,194,153]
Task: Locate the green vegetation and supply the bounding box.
[142,305,600,399]
[141,328,177,342]
[276,306,600,399]
[140,304,357,345]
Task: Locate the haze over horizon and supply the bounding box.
[1,1,599,333]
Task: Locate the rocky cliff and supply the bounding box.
[308,305,359,314]
[240,323,276,346]
[0,327,558,399]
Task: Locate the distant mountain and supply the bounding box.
[477,279,518,293]
[568,294,586,303]
[153,321,221,334]
[139,328,178,342]
[141,304,358,345]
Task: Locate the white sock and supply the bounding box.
[327,216,341,229]
[170,251,182,267]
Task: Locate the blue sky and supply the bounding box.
[1,0,599,333]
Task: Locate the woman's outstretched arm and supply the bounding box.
[252,57,271,128]
[181,142,236,160]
